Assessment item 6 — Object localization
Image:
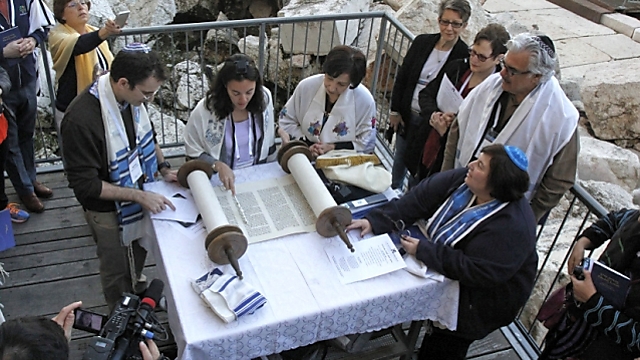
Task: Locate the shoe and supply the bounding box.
[20,193,44,213]
[33,181,53,199]
[6,203,29,223]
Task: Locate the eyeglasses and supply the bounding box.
[438,19,465,29]
[468,47,493,62]
[499,58,531,77]
[135,86,159,101]
[66,0,90,8]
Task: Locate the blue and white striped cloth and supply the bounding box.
[192,267,267,323]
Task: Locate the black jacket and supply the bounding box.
[390,33,468,138]
[404,58,471,178]
[365,168,538,340]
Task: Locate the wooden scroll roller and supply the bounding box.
[278,141,354,252]
[177,160,248,279]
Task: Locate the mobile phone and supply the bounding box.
[114,11,130,28]
[73,308,107,334]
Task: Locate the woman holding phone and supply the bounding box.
[49,0,123,130]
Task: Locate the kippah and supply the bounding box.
[504,145,528,172]
[122,42,151,53]
[534,35,555,58]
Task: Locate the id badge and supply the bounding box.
[128,148,143,183]
[475,130,497,158]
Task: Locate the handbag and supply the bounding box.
[537,285,569,329]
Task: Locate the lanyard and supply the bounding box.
[232,113,254,160]
[107,100,139,151]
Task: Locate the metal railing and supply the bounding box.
[35,11,612,358]
[37,11,416,164]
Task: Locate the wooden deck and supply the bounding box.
[0,168,530,360]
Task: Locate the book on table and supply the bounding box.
[583,257,630,309]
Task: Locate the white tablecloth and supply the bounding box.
[150,163,459,360]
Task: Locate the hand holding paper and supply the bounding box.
[436,74,464,114]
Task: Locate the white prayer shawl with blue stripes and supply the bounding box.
[426,184,507,248]
[97,74,157,245]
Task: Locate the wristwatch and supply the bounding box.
[157,161,171,172]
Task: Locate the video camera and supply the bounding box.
[82,279,167,360]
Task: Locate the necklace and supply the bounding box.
[426,49,445,82]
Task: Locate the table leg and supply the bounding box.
[399,320,424,360]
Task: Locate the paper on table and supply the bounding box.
[436,74,464,114]
[150,197,200,223]
[144,180,193,201]
[325,233,406,284]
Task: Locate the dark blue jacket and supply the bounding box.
[366,168,538,340]
[0,0,48,88]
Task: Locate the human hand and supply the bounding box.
[18,37,36,57]
[3,39,22,59]
[215,161,235,195]
[277,127,290,145]
[429,112,449,136]
[161,169,178,183]
[389,114,404,132]
[442,112,455,126]
[99,19,121,39]
[571,269,597,303]
[345,219,372,237]
[400,235,419,256]
[567,237,589,275]
[309,142,335,157]
[139,339,161,360]
[52,301,83,341]
[136,191,176,214]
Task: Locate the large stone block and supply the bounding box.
[580,58,640,143]
[277,0,371,55]
[578,133,640,191]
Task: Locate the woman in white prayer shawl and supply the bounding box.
[278,45,377,158]
[184,54,276,195]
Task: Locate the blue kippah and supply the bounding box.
[504,145,528,172]
[122,42,151,53]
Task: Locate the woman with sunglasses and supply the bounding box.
[50,0,120,131]
[404,23,510,183]
[389,0,471,190]
[184,54,276,195]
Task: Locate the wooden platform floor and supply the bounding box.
[0,169,526,360]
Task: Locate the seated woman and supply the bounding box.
[405,23,509,182]
[278,45,376,157]
[50,0,120,130]
[540,209,640,360]
[184,54,276,195]
[347,144,538,359]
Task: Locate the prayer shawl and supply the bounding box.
[455,73,578,199]
[184,87,276,166]
[426,184,507,247]
[279,74,376,153]
[96,74,157,244]
[27,0,54,34]
[50,23,114,95]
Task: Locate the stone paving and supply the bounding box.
[483,0,640,87]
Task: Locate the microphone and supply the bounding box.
[136,279,164,334]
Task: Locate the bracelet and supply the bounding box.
[389,111,400,116]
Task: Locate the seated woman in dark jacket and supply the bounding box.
[404,23,510,182]
[541,209,640,360]
[348,144,538,359]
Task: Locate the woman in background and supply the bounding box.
[278,45,376,157]
[184,54,276,195]
[50,0,120,130]
[405,23,509,182]
[388,0,471,189]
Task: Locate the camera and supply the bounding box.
[82,279,167,360]
[573,265,585,280]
